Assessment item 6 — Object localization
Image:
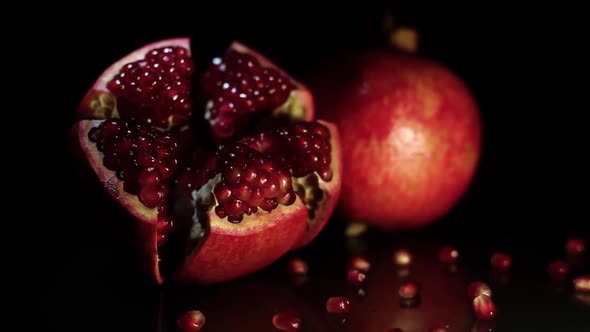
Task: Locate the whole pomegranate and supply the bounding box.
[72,38,342,284]
[308,49,481,229]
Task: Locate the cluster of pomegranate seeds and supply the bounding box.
[88,118,179,245]
[490,252,512,272]
[439,245,460,264]
[272,311,302,331]
[177,310,206,332]
[325,297,352,313]
[213,142,295,222]
[106,46,194,128]
[175,150,218,196]
[201,49,294,139]
[244,121,333,181]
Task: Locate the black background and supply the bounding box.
[11,2,589,331]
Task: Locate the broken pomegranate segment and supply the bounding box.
[73,38,340,285]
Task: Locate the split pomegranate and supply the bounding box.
[72,38,341,284]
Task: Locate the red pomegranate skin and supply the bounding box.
[310,50,482,229]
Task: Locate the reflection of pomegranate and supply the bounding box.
[309,50,481,229]
[72,38,341,284]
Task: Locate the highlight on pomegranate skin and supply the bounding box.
[74,38,340,285]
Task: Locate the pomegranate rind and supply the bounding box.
[295,120,342,248]
[74,119,163,283]
[78,38,190,120]
[230,41,314,121]
[173,198,308,284]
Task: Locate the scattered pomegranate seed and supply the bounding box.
[473,295,497,320]
[467,281,492,299]
[490,252,512,272]
[347,269,366,286]
[565,237,586,256]
[272,311,302,331]
[288,257,309,276]
[573,275,590,293]
[439,245,459,264]
[392,248,413,268]
[547,260,570,281]
[398,280,421,299]
[326,297,352,313]
[177,310,205,332]
[348,255,371,273]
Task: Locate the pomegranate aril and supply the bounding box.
[398,280,421,299]
[347,269,366,286]
[547,260,570,281]
[138,168,161,186]
[439,245,459,264]
[288,257,309,276]
[392,248,413,268]
[139,184,166,208]
[473,295,497,320]
[565,237,586,256]
[177,310,205,332]
[326,297,351,313]
[272,311,302,332]
[573,275,590,292]
[228,214,243,223]
[261,198,279,212]
[467,281,492,299]
[348,255,371,273]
